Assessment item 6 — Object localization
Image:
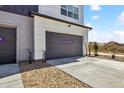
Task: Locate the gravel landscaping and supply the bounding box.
[19,61,91,88]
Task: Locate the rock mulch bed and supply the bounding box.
[19,61,91,88]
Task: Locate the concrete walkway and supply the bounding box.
[47,57,124,88]
[0,64,23,88]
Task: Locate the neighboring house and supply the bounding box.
[0,5,92,64]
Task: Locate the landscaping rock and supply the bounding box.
[19,61,91,88]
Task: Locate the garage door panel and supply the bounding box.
[0,58,16,64]
[46,31,82,59]
[0,27,16,64]
[0,50,15,57]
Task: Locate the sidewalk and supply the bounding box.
[0,74,24,88]
[0,64,24,88]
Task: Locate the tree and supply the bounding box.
[93,42,98,56]
[88,42,92,56]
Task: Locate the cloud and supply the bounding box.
[117,12,124,24]
[91,15,99,20]
[86,22,92,27]
[112,30,124,43]
[88,29,124,43]
[90,5,101,11]
[114,30,124,36]
[88,29,106,43]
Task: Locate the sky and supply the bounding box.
[84,5,124,43]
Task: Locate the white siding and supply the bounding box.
[0,10,33,62]
[38,5,83,25]
[34,15,88,60]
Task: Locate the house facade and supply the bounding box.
[0,5,92,64]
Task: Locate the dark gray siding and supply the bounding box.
[46,32,83,59]
[0,5,38,16]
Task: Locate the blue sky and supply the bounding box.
[84,5,124,43]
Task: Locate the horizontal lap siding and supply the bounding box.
[0,5,38,16]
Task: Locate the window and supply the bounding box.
[61,8,67,16]
[68,11,73,18]
[74,7,78,13]
[68,5,73,11]
[60,39,73,44]
[61,5,79,20]
[74,13,79,19]
[64,40,73,44]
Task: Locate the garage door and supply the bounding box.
[46,32,83,59]
[0,27,16,64]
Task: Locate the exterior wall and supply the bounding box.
[38,5,83,25]
[0,5,89,62]
[0,5,38,17]
[0,10,33,62]
[34,15,88,60]
[83,31,88,56]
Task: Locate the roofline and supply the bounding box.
[31,12,92,30]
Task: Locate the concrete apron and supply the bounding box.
[47,57,124,88]
[0,64,24,88]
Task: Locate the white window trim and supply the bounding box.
[61,5,79,20]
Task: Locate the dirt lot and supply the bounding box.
[19,61,91,88]
[91,54,124,62]
[97,55,124,62]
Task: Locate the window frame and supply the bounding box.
[61,8,67,16]
[61,5,79,20]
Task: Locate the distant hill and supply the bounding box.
[88,41,124,54]
[100,41,124,53]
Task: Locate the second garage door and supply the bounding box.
[46,32,83,59]
[0,27,16,64]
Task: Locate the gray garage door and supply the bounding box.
[0,27,16,64]
[46,32,83,59]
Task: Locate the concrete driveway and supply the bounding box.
[0,64,23,88]
[47,57,124,88]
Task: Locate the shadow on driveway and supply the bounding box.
[47,56,82,66]
[0,64,20,79]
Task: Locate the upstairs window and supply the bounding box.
[68,11,73,18]
[74,6,78,13]
[68,5,73,12]
[61,8,67,16]
[61,5,79,20]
